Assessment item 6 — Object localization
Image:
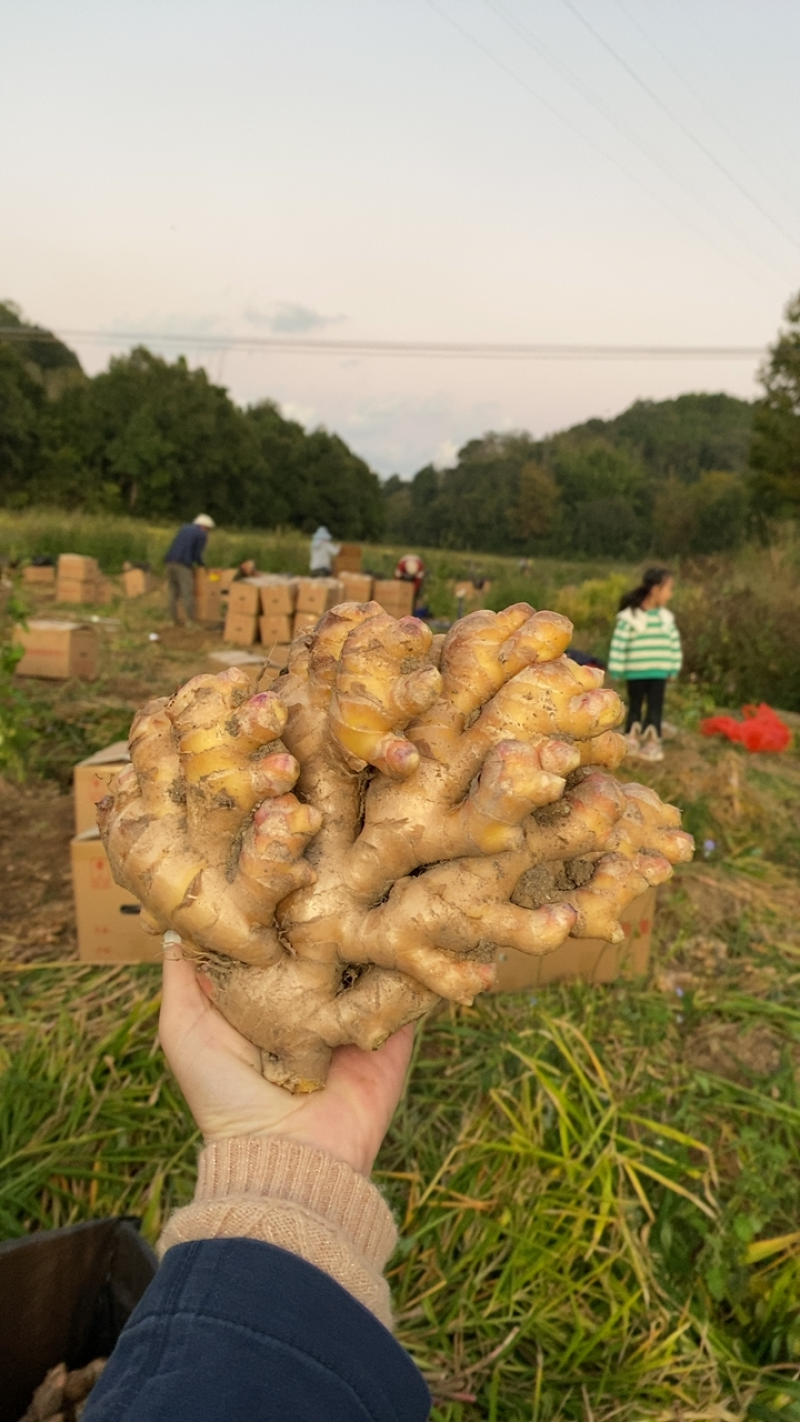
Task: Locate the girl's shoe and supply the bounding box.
[637,725,664,762]
[623,721,643,758]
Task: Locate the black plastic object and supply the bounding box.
[0,1218,156,1422]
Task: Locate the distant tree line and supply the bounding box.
[4,289,800,554]
[383,392,755,558]
[385,290,800,559]
[0,302,384,538]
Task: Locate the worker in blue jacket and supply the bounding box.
[164,514,215,625]
[83,937,431,1422]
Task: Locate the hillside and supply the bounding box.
[383,392,755,559]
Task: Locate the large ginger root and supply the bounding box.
[99,602,693,1091]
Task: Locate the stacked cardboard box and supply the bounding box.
[194,567,223,623]
[224,578,260,645]
[122,567,154,598]
[207,649,275,684]
[71,740,158,963]
[73,741,130,833]
[71,828,158,963]
[372,579,415,618]
[292,612,318,636]
[56,554,101,605]
[333,543,362,576]
[337,571,373,603]
[22,564,56,586]
[292,578,342,637]
[13,620,98,680]
[222,576,300,650]
[258,577,296,661]
[491,887,656,991]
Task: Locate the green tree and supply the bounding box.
[54,348,269,524]
[750,290,800,516]
[653,471,747,555]
[0,300,83,397]
[0,345,46,503]
[245,401,384,539]
[516,462,559,542]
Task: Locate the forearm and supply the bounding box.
[159,1135,398,1329]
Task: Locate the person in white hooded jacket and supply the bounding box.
[309,525,341,576]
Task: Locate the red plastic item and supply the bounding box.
[700,703,792,753]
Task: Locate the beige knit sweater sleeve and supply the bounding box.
[158,1136,398,1332]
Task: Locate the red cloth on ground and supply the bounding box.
[700,703,791,753]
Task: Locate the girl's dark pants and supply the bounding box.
[625,678,666,734]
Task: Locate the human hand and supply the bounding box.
[159,941,414,1177]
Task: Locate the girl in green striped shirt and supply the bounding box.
[607,567,682,762]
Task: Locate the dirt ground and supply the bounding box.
[3,576,800,991]
[0,578,244,964]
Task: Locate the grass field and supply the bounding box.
[2,525,800,1417]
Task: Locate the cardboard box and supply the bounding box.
[293,611,319,637]
[122,568,153,598]
[333,544,362,575]
[227,580,263,616]
[492,887,656,992]
[194,568,222,622]
[267,644,291,670]
[22,564,56,586]
[73,740,130,835]
[58,554,99,580]
[259,613,293,646]
[224,609,259,646]
[258,577,297,616]
[56,578,98,605]
[454,580,492,611]
[96,576,114,604]
[338,571,373,602]
[207,649,270,684]
[218,568,238,593]
[13,620,98,680]
[72,829,160,964]
[372,579,415,617]
[294,577,342,617]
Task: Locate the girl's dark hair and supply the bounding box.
[619,566,673,612]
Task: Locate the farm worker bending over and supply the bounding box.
[394,553,426,598]
[607,566,682,765]
[81,939,431,1422]
[164,514,216,626]
[309,524,340,576]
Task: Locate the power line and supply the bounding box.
[0,327,765,361]
[478,0,783,281]
[561,0,800,256]
[427,0,783,283]
[612,0,800,222]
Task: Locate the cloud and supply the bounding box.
[243,302,343,335]
[334,392,509,477]
[432,439,459,471]
[279,400,315,427]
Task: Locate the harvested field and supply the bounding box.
[2,566,800,1417]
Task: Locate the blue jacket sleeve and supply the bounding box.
[83,1238,431,1422]
[165,525,207,566]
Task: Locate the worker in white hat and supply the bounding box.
[164,515,217,625]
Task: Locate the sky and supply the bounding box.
[2,0,799,476]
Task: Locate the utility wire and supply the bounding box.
[427,0,782,283]
[0,327,765,361]
[612,0,800,222]
[479,0,783,280]
[562,0,800,256]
